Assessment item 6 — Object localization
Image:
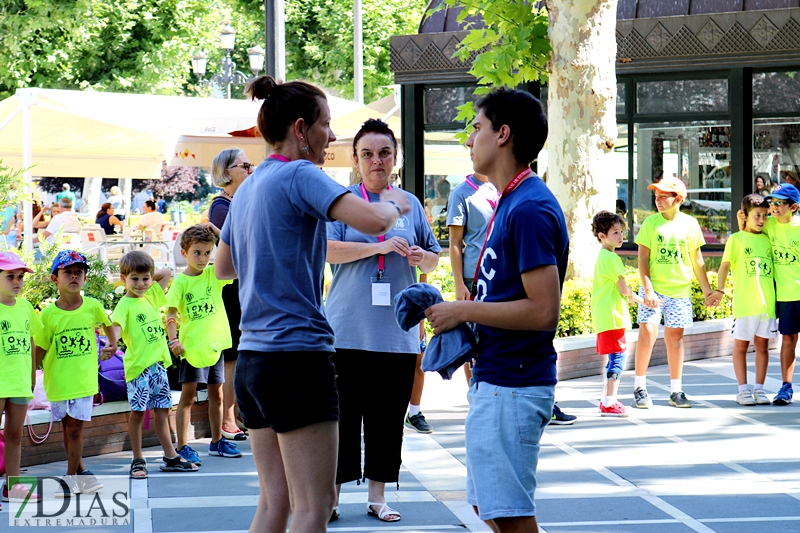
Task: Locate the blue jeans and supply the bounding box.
[465,381,554,520]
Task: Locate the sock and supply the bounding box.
[600,393,608,406]
[408,404,421,417]
[738,384,751,392]
[605,395,616,407]
[634,375,646,390]
[754,383,764,390]
[670,379,682,393]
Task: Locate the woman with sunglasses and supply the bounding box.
[215,76,411,533]
[210,148,255,443]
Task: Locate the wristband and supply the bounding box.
[165,317,177,327]
[386,200,401,215]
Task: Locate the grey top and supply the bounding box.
[325,185,441,354]
[446,175,497,280]
[221,158,348,353]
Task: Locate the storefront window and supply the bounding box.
[753,118,800,192]
[617,82,626,116]
[636,79,728,114]
[424,86,480,126]
[753,72,800,114]
[422,131,474,242]
[633,121,732,244]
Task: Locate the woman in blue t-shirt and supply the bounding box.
[95,203,124,235]
[214,76,412,533]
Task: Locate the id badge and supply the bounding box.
[371,277,391,306]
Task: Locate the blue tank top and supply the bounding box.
[96,213,114,234]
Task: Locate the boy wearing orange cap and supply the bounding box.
[632,177,720,409]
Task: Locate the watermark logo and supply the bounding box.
[7,476,130,527]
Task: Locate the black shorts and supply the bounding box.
[777,300,800,335]
[235,350,339,433]
[178,354,224,384]
[222,281,242,362]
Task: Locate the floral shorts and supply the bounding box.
[126,362,172,411]
[637,287,693,329]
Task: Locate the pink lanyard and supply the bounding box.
[268,154,290,162]
[359,183,392,279]
[465,174,498,209]
[471,168,533,296]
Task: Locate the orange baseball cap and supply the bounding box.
[648,177,687,198]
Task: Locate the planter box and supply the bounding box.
[554,318,780,381]
[7,392,212,468]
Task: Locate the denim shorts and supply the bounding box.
[465,381,554,520]
[637,287,693,329]
[127,362,172,411]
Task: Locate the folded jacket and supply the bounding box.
[394,283,477,380]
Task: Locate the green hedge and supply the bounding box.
[426,259,733,339]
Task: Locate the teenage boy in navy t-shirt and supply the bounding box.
[425,89,568,533]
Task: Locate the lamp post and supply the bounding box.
[192,24,266,99]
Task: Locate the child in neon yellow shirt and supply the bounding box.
[166,224,238,464]
[591,212,645,418]
[633,177,720,409]
[112,251,197,478]
[718,194,775,406]
[0,252,43,506]
[34,251,117,495]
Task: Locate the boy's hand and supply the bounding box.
[100,343,118,361]
[736,209,746,231]
[643,289,660,309]
[704,290,723,307]
[424,301,465,335]
[169,340,185,357]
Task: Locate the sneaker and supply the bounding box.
[3,483,42,503]
[669,391,692,408]
[736,390,756,406]
[599,402,628,417]
[78,470,104,494]
[209,438,242,458]
[177,445,202,466]
[405,412,434,434]
[754,388,771,405]
[55,475,81,498]
[550,403,577,425]
[221,426,248,441]
[632,388,653,409]
[773,383,794,405]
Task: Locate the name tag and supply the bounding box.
[372,282,391,306]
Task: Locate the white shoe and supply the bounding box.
[753,388,771,405]
[736,390,756,406]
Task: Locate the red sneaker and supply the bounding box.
[599,402,628,417]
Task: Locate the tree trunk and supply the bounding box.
[543,0,618,280]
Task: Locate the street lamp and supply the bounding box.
[191,24,266,99]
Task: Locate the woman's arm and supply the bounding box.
[328,189,410,236]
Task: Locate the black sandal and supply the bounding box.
[160,455,198,472]
[130,458,148,479]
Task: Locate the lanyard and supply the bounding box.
[471,168,533,295]
[465,174,498,209]
[268,154,290,162]
[359,183,392,279]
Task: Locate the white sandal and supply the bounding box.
[367,501,401,522]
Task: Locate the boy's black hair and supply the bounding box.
[119,251,154,276]
[741,193,768,215]
[474,88,547,165]
[592,210,626,241]
[180,224,217,252]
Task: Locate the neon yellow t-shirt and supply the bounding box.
[0,298,44,399]
[635,212,705,298]
[721,231,775,318]
[166,265,232,368]
[112,284,171,382]
[763,216,800,302]
[591,248,631,334]
[37,297,111,402]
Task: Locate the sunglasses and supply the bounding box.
[228,162,254,171]
[769,200,790,206]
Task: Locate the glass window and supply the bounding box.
[617,82,626,116]
[753,118,800,194]
[632,121,732,244]
[424,86,480,126]
[422,131,474,241]
[636,79,728,114]
[753,72,800,114]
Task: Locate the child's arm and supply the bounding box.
[166,307,184,356]
[616,277,645,306]
[690,248,720,307]
[112,323,123,342]
[637,245,659,308]
[716,262,731,300]
[153,268,172,292]
[99,323,119,361]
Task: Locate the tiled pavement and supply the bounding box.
[3,349,800,532]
